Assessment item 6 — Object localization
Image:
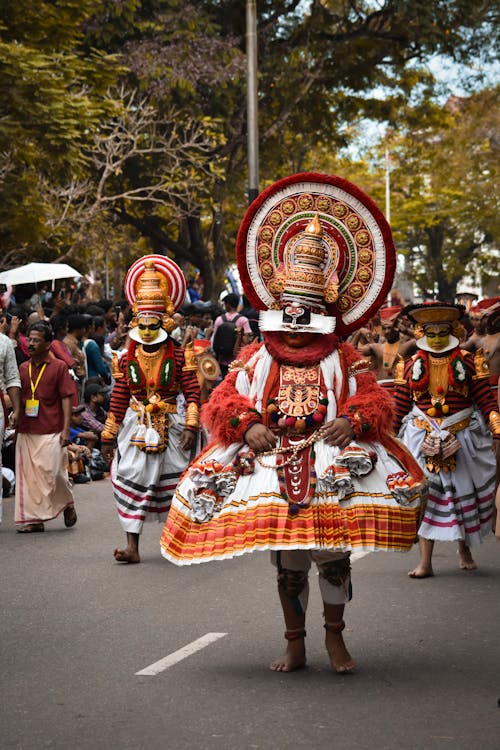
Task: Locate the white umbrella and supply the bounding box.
[0,262,82,287]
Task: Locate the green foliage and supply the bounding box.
[0,1,498,302]
[378,85,499,300]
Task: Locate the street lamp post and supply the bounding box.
[246,0,259,204]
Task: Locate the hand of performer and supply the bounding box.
[101,443,115,464]
[244,423,277,453]
[179,428,196,452]
[322,417,355,449]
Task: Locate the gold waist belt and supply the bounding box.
[414,416,470,434]
[129,401,177,414]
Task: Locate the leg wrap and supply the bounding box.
[319,557,351,588]
[277,568,309,599]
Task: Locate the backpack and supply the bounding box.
[212,314,242,360]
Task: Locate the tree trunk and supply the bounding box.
[426,223,458,302]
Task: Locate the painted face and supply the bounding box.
[136,315,162,343]
[424,325,451,351]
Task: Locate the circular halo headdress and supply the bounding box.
[124,254,187,343]
[236,172,396,336]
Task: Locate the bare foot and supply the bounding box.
[457,548,477,570]
[408,565,434,579]
[269,639,306,672]
[113,547,140,564]
[325,627,355,674]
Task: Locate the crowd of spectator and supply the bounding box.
[0,279,262,495]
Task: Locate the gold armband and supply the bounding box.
[101,413,119,441]
[182,342,198,372]
[489,411,500,437]
[472,347,489,379]
[184,402,200,429]
[111,351,124,380]
[393,354,406,384]
[348,358,373,377]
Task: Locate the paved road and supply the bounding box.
[1,477,499,750]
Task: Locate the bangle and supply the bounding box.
[101,413,119,440]
[184,402,200,429]
[488,411,500,437]
[229,408,261,428]
[340,407,371,435]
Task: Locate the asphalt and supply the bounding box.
[1,477,499,750]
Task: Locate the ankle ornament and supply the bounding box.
[285,628,306,641]
[324,620,345,633]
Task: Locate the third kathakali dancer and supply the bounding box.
[393,302,500,577]
[160,173,426,673]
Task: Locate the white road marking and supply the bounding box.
[138,554,370,675]
[135,632,227,676]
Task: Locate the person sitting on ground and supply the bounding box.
[67,442,92,484]
[81,383,108,445]
[69,404,99,451]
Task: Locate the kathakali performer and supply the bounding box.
[393,302,500,577]
[101,255,201,564]
[160,173,426,674]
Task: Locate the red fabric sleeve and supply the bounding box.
[201,341,262,445]
[177,347,201,407]
[107,357,131,427]
[466,357,499,421]
[338,342,395,441]
[393,359,414,433]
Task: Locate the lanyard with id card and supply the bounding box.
[26,362,47,417]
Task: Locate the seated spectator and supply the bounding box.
[69,404,99,451]
[81,383,108,440]
[2,466,15,498]
[67,443,91,484]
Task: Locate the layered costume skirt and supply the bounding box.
[160,436,422,565]
[111,403,197,534]
[398,406,495,546]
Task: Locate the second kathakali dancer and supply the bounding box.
[101,255,201,564]
[160,173,426,673]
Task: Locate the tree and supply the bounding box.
[1,1,499,302]
[379,85,499,301]
[0,0,121,263]
[89,0,499,299]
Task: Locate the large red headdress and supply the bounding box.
[124,254,187,343]
[236,172,396,336]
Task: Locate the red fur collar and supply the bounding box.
[262,331,339,365]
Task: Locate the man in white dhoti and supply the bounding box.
[15,321,77,533]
